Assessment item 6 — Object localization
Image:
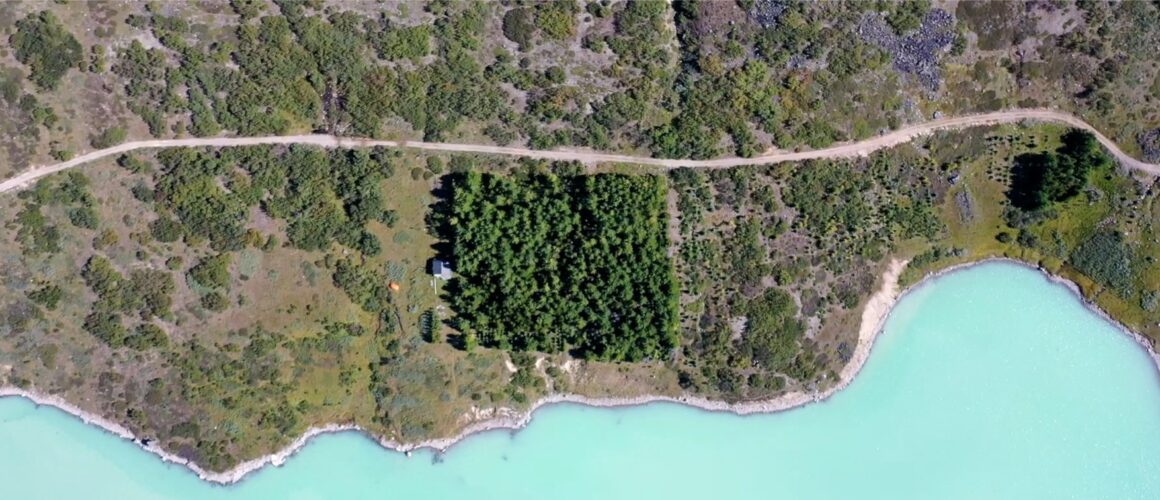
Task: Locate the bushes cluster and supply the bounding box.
[150,145,394,255]
[14,172,97,255]
[80,256,173,350]
[501,1,578,51]
[14,203,60,256]
[1071,231,1133,296]
[189,254,232,290]
[262,147,394,255]
[785,161,875,238]
[672,147,948,398]
[10,11,83,90]
[26,284,63,310]
[109,2,508,143]
[71,1,892,162]
[738,288,805,372]
[165,327,295,471]
[332,258,391,313]
[786,156,945,259]
[1,65,59,137]
[152,148,251,250]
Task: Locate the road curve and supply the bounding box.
[2,108,1157,194]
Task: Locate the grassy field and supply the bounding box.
[908,125,1160,344]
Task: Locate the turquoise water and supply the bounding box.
[3,261,1160,499]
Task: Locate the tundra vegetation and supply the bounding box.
[1,0,1160,475]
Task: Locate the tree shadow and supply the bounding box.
[445,332,467,351]
[1007,152,1049,211]
[426,173,459,262]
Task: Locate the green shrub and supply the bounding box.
[201,291,229,312]
[502,8,535,50]
[1071,231,1133,296]
[544,66,566,84]
[83,311,127,348]
[91,127,128,149]
[126,323,169,350]
[67,206,99,229]
[10,11,83,90]
[119,155,153,175]
[189,254,231,289]
[886,0,931,35]
[27,284,63,310]
[150,217,184,243]
[51,148,74,161]
[372,25,431,61]
[1141,291,1160,312]
[535,1,578,40]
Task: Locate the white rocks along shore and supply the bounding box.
[4,257,1158,485]
[3,259,907,484]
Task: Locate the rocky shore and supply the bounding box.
[4,257,1157,486]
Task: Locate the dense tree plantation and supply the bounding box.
[1007,130,1111,211]
[448,171,678,361]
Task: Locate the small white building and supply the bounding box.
[431,259,452,280]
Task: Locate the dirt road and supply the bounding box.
[2,108,1157,194]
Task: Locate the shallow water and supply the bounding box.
[3,262,1160,500]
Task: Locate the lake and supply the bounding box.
[2,261,1159,499]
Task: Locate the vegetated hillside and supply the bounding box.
[669,125,1160,401]
[670,136,949,398]
[0,146,521,469]
[1,1,1159,178]
[2,0,1160,474]
[908,125,1160,338]
[3,124,1160,471]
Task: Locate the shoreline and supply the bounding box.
[3,257,1158,485]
